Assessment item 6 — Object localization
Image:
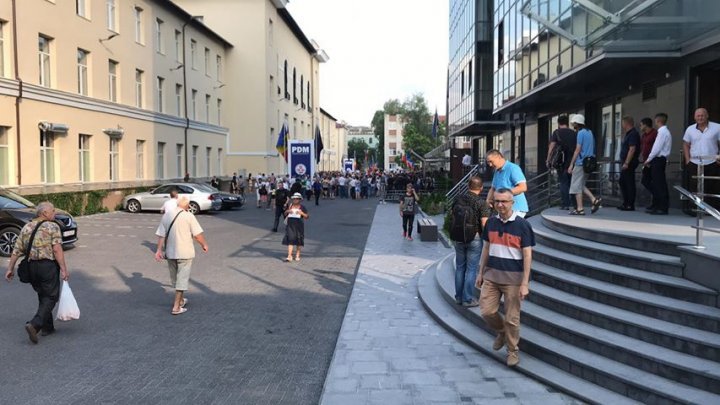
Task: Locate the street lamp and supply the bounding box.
[182,15,202,177]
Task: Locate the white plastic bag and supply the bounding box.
[56,281,80,321]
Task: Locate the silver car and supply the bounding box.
[123,183,222,214]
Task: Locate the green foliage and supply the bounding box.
[26,187,154,217]
[347,138,371,162]
[419,193,446,216]
[402,123,438,156]
[383,99,402,115]
[371,109,386,169]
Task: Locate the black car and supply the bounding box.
[0,188,78,257]
[195,184,244,209]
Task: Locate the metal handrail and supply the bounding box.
[445,164,480,206]
[675,154,720,249]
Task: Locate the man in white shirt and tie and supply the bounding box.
[644,113,672,215]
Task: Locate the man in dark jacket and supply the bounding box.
[618,116,641,210]
[272,182,291,232]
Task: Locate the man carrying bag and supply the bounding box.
[5,202,70,344]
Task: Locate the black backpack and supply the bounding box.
[450,195,479,243]
[548,144,566,169]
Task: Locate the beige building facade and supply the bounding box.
[0,0,231,193]
[318,108,346,172]
[173,0,328,178]
[384,114,405,171]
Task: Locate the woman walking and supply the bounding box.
[399,184,420,241]
[283,193,309,261]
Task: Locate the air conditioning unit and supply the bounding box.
[38,121,69,133]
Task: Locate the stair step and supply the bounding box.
[532,262,720,331]
[417,259,638,405]
[522,301,720,393]
[532,243,717,306]
[432,262,720,404]
[531,283,720,362]
[530,218,684,276]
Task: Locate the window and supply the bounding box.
[108,60,118,102]
[292,68,297,104]
[176,144,183,177]
[191,145,198,176]
[0,127,8,185]
[307,81,311,109]
[109,137,119,181]
[217,148,222,176]
[40,131,55,183]
[268,19,273,47]
[191,89,197,120]
[205,94,210,123]
[175,84,183,116]
[204,47,210,75]
[468,60,473,90]
[136,140,145,179]
[216,55,222,81]
[174,30,182,62]
[190,39,197,69]
[0,22,5,77]
[156,76,164,112]
[38,35,51,87]
[77,48,89,95]
[155,18,163,53]
[300,75,304,108]
[78,134,91,182]
[106,0,116,32]
[76,0,87,18]
[205,147,211,176]
[217,99,222,125]
[283,60,288,99]
[156,142,165,179]
[135,69,143,108]
[134,7,143,43]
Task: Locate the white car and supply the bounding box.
[123,183,222,214]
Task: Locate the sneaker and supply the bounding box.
[462,300,479,307]
[493,333,506,351]
[402,232,406,238]
[407,236,413,241]
[455,298,462,305]
[507,350,520,367]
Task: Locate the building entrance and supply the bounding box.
[694,63,720,122]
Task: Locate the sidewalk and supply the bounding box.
[320,204,578,405]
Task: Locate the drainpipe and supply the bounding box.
[181,16,201,177]
[11,0,22,185]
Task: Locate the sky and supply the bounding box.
[286,0,449,127]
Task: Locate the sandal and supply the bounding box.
[171,308,187,315]
[294,256,301,261]
[591,198,602,214]
[569,209,585,216]
[180,298,188,308]
[284,257,293,262]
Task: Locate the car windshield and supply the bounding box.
[194,184,218,192]
[0,189,35,209]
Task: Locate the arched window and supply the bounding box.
[300,75,304,107]
[292,68,297,104]
[283,60,288,99]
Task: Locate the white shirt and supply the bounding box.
[647,125,672,162]
[462,154,472,166]
[155,208,204,259]
[683,121,720,165]
[161,198,178,214]
[338,177,346,186]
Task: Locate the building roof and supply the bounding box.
[166,1,233,48]
[320,107,337,122]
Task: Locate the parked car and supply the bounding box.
[122,183,222,214]
[195,184,244,210]
[0,188,78,257]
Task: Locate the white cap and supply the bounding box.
[291,192,303,199]
[571,114,585,125]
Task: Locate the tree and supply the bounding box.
[347,138,371,169]
[401,93,432,137]
[371,110,385,169]
[402,123,437,156]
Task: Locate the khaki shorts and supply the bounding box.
[168,259,193,291]
[569,165,586,194]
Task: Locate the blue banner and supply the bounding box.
[288,140,315,178]
[343,159,354,173]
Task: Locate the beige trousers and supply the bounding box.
[480,279,522,352]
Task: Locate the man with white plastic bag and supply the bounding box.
[56,280,80,321]
[4,202,70,344]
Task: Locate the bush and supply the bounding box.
[420,193,446,216]
[26,187,154,217]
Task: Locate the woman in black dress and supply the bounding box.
[283,193,309,261]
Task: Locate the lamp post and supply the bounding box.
[182,15,202,178]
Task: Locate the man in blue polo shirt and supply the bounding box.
[476,188,535,367]
[485,149,529,217]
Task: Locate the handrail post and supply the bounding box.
[695,159,705,249]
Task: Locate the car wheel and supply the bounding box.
[127,199,141,213]
[188,201,200,214]
[0,227,20,257]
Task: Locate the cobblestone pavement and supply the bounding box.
[320,204,581,405]
[0,196,375,405]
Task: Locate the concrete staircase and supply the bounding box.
[418,210,720,404]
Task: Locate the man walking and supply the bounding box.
[645,113,672,215]
[272,182,291,232]
[160,188,179,214]
[683,108,720,212]
[485,149,529,217]
[639,117,658,207]
[476,188,535,367]
[5,202,70,343]
[449,176,491,307]
[567,114,602,215]
[618,116,641,210]
[546,115,576,209]
[155,197,209,315]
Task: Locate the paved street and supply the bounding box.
[0,196,374,405]
[320,204,580,405]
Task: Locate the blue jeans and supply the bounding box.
[454,238,483,303]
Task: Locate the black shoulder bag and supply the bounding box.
[162,211,183,259]
[17,220,48,284]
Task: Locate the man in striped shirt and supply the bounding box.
[476,188,535,367]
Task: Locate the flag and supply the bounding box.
[406,152,415,170]
[275,122,288,162]
[314,125,324,164]
[431,109,439,138]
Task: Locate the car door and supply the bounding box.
[144,185,174,210]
